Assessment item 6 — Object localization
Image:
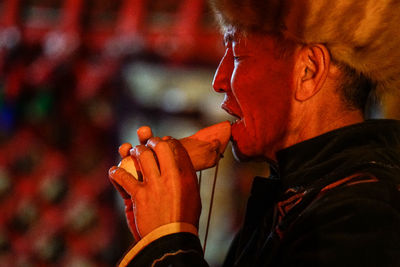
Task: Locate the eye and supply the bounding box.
[233,55,247,62]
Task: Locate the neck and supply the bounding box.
[284,107,364,153]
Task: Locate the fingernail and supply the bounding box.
[109,166,118,176]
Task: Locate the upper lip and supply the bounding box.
[221,102,241,120]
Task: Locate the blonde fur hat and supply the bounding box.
[209,0,400,96]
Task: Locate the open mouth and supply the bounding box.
[221,103,242,124]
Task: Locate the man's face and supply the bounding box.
[213,32,296,161]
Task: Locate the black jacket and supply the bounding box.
[126,119,400,267]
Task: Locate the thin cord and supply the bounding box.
[198,170,202,188]
[203,155,220,253]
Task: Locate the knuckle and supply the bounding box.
[132,145,147,156]
[137,148,156,162]
[168,139,185,152]
[166,138,179,146]
[156,140,170,150]
[147,138,172,153]
[146,137,162,148]
[162,136,172,141]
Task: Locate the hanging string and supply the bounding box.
[202,155,220,253]
[198,170,202,188]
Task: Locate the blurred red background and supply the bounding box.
[0,1,272,266]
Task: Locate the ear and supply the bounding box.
[294,44,330,101]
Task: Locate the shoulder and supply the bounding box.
[312,172,400,214]
[277,174,400,266]
[295,172,400,229]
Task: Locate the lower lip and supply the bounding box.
[230,119,243,136]
[230,120,247,160]
[231,118,242,125]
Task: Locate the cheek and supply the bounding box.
[231,64,266,110]
[231,66,294,156]
[232,68,279,123]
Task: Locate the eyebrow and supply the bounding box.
[223,32,234,44]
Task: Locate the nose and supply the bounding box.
[212,48,233,93]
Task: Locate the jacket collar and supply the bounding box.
[275,119,400,191]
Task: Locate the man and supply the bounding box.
[109,0,400,266]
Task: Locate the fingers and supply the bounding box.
[147,137,179,176]
[132,145,160,180]
[119,143,133,158]
[147,137,194,177]
[120,125,153,157]
[137,126,153,145]
[109,166,141,197]
[166,138,195,174]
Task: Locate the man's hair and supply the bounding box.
[334,61,376,114]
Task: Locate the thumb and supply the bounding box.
[109,166,141,198]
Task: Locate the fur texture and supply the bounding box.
[209,0,400,95]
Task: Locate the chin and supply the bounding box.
[231,141,248,162]
[231,126,276,163]
[230,121,254,162]
[231,141,271,162]
[230,134,260,162]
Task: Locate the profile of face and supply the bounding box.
[213,31,297,161]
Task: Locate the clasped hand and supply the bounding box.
[108,131,201,242]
